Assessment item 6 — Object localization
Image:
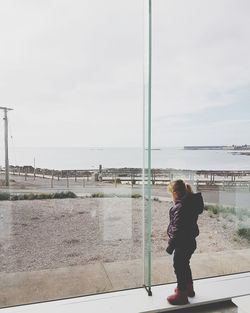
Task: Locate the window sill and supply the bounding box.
[0,273,249,313]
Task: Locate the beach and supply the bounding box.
[0,173,250,308]
[0,195,249,273]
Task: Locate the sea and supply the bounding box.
[1,147,250,171]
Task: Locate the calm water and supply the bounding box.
[1,147,250,171]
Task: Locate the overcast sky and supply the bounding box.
[0,0,250,148]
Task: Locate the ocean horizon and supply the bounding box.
[1,146,250,171]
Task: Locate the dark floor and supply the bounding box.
[163,301,237,313]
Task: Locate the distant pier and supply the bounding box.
[184,145,250,150]
[195,170,250,191]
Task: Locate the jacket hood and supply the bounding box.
[179,192,204,214]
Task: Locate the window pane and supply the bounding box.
[151,0,250,285]
[0,0,145,307]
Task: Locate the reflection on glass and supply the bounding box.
[151,0,250,286]
[0,0,145,308]
[150,168,250,286]
[0,158,145,307]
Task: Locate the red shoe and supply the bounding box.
[175,283,195,297]
[167,288,189,305]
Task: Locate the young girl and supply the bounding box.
[166,179,204,305]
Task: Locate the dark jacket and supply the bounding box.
[166,192,204,255]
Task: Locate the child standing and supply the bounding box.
[166,179,204,305]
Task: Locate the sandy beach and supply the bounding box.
[0,196,248,273]
[0,175,249,308]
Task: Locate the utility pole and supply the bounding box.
[0,106,13,187]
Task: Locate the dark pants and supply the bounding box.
[173,240,196,291]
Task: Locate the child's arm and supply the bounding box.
[166,203,184,254]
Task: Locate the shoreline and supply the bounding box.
[4,166,250,178]
[2,167,250,192]
[3,146,250,172]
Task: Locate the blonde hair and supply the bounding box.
[168,179,193,200]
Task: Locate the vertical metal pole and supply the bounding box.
[4,109,9,187]
[143,0,152,296]
[147,0,152,296]
[51,169,54,188]
[142,0,147,292]
[33,157,36,180]
[1,107,13,186]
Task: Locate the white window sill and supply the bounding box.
[0,273,249,313]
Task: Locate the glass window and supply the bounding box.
[1,0,249,308]
[151,0,250,285]
[0,0,147,307]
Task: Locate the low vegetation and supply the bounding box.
[90,193,143,198]
[91,192,105,198]
[0,192,10,201]
[237,228,250,242]
[131,193,142,199]
[205,204,250,218]
[205,204,250,242]
[0,191,77,201]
